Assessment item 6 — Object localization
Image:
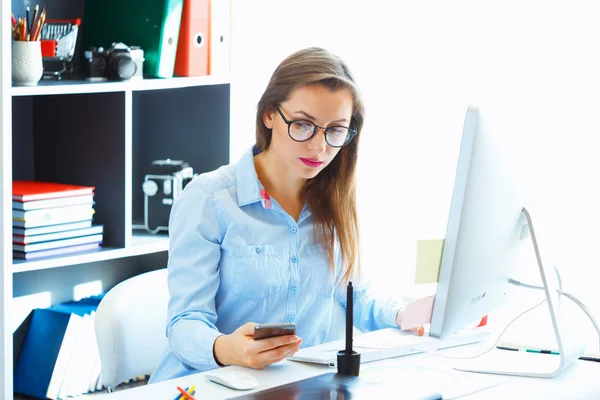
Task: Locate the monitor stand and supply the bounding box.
[453,202,586,378]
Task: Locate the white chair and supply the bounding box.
[94,267,349,392]
[95,268,169,392]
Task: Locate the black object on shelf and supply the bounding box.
[139,159,196,234]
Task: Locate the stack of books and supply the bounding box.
[12,181,104,260]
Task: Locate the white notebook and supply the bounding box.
[289,327,488,366]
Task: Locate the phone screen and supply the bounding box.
[253,323,296,340]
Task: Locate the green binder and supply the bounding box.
[82,0,184,78]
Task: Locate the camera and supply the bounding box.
[141,159,197,234]
[83,42,144,81]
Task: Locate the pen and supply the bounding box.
[496,346,518,352]
[526,349,559,355]
[497,345,600,362]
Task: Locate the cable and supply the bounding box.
[557,291,600,351]
[434,297,547,360]
[510,278,600,350]
[432,266,599,361]
[553,265,564,293]
[507,279,542,291]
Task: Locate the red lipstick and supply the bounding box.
[300,158,323,168]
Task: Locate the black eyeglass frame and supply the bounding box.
[275,106,357,148]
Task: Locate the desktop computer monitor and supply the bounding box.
[427,104,586,377]
[428,104,529,339]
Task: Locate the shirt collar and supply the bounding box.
[235,145,264,207]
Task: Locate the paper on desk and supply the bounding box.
[415,239,444,284]
[360,361,511,399]
[439,373,512,399]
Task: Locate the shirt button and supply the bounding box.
[291,256,298,263]
[288,316,295,322]
[292,286,298,293]
[255,247,262,254]
[291,227,297,234]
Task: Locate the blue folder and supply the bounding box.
[13,294,106,399]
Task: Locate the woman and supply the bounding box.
[149,47,433,383]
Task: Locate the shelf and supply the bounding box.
[131,74,230,91]
[11,80,128,96]
[11,74,231,97]
[12,233,169,274]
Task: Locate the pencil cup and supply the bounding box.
[12,40,43,86]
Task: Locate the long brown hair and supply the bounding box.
[255,47,365,286]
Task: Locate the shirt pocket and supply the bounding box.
[305,243,335,298]
[233,244,283,300]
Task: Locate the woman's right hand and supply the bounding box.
[213,322,303,369]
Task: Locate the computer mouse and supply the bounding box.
[205,370,259,391]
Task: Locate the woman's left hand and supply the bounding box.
[395,295,435,336]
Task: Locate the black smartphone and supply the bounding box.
[253,323,296,340]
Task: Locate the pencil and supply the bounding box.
[176,386,196,400]
[32,10,45,41]
[39,8,46,39]
[173,385,195,400]
[31,13,40,41]
[30,5,39,36]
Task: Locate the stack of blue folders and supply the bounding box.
[12,181,104,260]
[14,295,108,399]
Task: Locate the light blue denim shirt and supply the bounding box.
[149,146,403,384]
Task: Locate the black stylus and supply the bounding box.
[345,281,353,354]
[338,281,360,376]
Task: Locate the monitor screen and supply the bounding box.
[429,104,543,339]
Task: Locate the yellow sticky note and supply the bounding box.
[415,239,444,284]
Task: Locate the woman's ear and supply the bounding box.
[263,107,276,129]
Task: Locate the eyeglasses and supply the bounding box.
[275,106,357,148]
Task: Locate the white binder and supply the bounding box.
[209,0,231,75]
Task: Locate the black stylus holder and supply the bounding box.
[337,350,361,376]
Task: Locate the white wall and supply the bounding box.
[229,0,600,310]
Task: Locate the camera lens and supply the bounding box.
[108,53,136,80]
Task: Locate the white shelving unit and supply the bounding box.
[1,7,231,397]
[12,234,170,274]
[10,74,230,97]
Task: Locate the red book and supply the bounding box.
[13,181,95,202]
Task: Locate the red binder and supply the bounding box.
[13,181,95,202]
[174,0,210,77]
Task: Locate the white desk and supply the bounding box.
[104,343,600,399]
